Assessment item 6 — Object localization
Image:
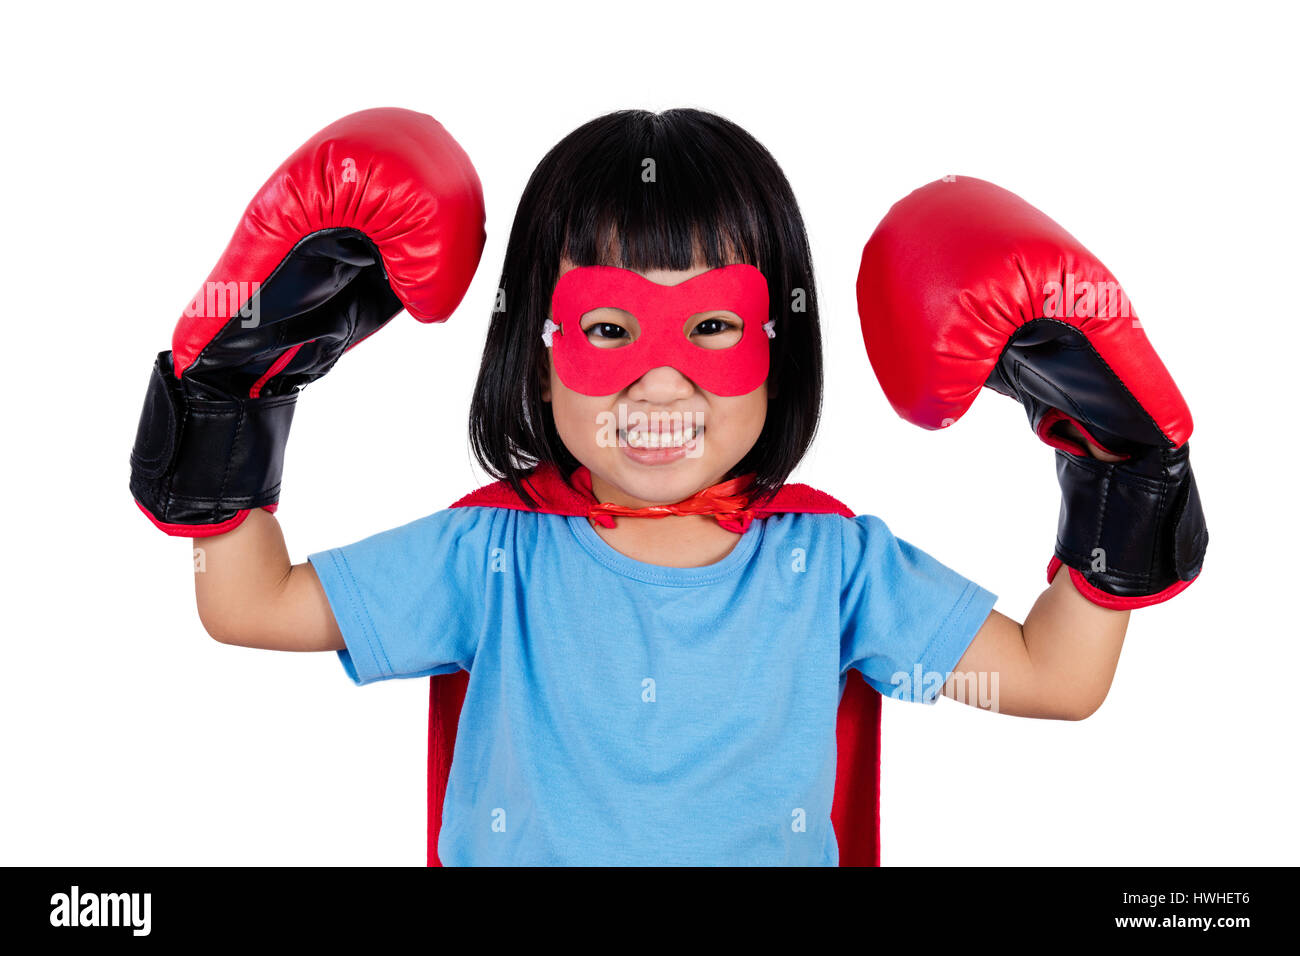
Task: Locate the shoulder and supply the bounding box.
[826,511,904,567]
[756,510,894,556]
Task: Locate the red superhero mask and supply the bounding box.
[544,264,775,396]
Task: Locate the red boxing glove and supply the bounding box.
[857,176,1207,609]
[130,108,486,536]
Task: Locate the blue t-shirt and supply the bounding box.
[308,506,997,866]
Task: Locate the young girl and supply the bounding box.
[162,108,1140,866]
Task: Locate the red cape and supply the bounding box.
[429,462,881,866]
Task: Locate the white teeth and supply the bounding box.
[625,425,699,449]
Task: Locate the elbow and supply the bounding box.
[200,617,235,647]
[1060,690,1107,721]
[196,602,241,647]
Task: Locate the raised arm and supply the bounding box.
[943,581,1128,720]
[944,422,1129,719]
[126,110,485,652]
[856,178,1207,717]
[193,509,343,652]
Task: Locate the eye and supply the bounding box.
[692,317,734,335]
[685,310,744,350]
[590,322,629,341]
[580,307,639,348]
[590,325,629,343]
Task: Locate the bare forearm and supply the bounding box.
[945,570,1128,719]
[944,422,1132,719]
[1020,569,1129,718]
[193,508,342,651]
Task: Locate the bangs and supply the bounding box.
[556,114,768,273]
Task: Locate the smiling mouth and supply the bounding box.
[619,424,704,450]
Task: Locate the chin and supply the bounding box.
[613,459,720,503]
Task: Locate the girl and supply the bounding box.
[188,108,1131,866]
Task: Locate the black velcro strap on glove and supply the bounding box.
[1053,442,1208,600]
[130,352,297,529]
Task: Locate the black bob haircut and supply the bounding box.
[468,108,824,509]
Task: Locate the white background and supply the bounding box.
[3,0,1295,866]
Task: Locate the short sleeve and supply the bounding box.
[840,514,997,704]
[307,507,494,686]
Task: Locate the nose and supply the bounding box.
[625,365,696,401]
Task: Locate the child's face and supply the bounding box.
[542,256,770,508]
